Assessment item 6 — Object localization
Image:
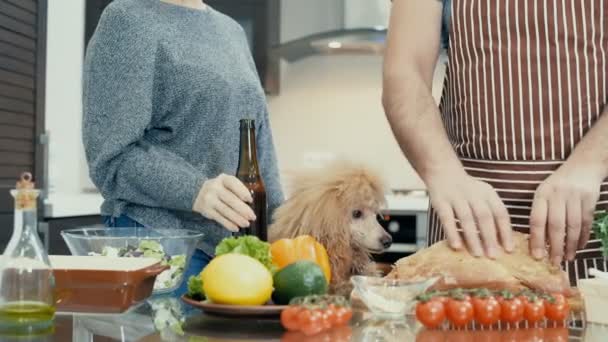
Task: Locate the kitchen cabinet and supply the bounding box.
[0,0,48,249]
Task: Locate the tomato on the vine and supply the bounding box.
[280,295,353,336]
[416,298,446,329]
[523,297,546,324]
[544,293,570,321]
[334,306,353,326]
[471,295,501,325]
[298,309,324,336]
[446,298,474,327]
[280,306,301,331]
[499,297,524,324]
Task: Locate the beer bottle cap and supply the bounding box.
[239,119,255,129]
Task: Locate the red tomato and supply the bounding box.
[446,298,474,327]
[298,308,324,336]
[544,294,570,322]
[471,296,501,326]
[280,306,301,331]
[334,306,353,326]
[500,297,524,324]
[416,299,446,329]
[319,309,333,330]
[523,298,546,324]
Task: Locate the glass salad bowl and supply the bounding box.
[351,275,439,319]
[61,227,204,295]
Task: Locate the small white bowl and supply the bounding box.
[351,276,439,319]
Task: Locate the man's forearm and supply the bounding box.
[567,108,608,180]
[382,70,463,182]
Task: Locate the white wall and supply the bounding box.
[267,54,447,191]
[45,0,87,194]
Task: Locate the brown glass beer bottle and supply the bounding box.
[236,119,268,241]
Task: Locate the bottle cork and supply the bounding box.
[14,172,38,210]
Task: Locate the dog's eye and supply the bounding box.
[352,210,363,219]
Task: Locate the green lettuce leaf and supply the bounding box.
[593,211,608,257]
[138,240,165,260]
[215,236,275,273]
[187,275,205,301]
[168,255,186,268]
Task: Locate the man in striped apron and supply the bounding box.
[383,0,608,285]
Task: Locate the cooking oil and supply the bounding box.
[0,301,55,336]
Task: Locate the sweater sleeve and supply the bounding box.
[82,5,206,212]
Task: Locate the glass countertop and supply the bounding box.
[1,294,604,342]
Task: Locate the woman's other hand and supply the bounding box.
[193,174,256,232]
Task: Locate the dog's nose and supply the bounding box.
[381,235,393,249]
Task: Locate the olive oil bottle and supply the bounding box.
[0,173,55,336]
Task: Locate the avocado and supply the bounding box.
[272,261,328,305]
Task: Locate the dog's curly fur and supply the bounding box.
[269,160,388,294]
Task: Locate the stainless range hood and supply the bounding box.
[265,0,390,94]
[270,27,387,63]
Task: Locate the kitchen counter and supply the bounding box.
[9,294,604,342]
[43,192,104,218]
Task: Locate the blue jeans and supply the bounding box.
[104,215,211,297]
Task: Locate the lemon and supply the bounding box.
[201,253,273,306]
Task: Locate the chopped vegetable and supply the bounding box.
[90,240,186,291]
[593,211,608,257]
[187,275,205,301]
[148,297,186,337]
[215,236,275,272]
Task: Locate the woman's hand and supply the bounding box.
[529,162,603,265]
[193,174,256,232]
[428,170,514,258]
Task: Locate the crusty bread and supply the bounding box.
[386,232,575,296]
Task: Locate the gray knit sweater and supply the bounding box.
[82,0,284,255]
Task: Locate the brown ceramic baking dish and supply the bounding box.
[50,256,168,313]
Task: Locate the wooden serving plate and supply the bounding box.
[181,296,287,318]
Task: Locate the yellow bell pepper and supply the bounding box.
[270,235,332,283]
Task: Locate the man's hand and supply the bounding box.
[193,174,256,232]
[428,170,514,258]
[529,162,603,265]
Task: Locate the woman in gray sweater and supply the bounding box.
[82,0,284,295]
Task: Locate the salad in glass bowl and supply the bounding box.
[94,240,186,291]
[61,227,203,294]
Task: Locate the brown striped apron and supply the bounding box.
[429,0,608,285]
